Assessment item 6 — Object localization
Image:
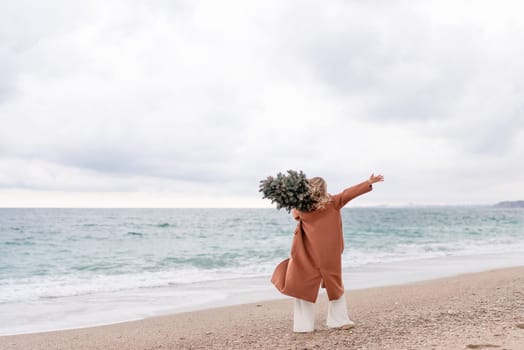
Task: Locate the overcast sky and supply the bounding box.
[1,0,523,207]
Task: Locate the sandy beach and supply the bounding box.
[1,266,523,350]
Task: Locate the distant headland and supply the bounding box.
[494,200,524,208]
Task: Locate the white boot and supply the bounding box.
[326,293,354,329]
[293,298,315,332]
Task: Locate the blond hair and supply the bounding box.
[308,177,330,210]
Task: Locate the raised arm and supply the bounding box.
[332,173,384,209]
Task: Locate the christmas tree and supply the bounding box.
[259,170,316,212]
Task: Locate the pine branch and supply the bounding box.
[258,170,316,212]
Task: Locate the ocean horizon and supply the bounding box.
[1,207,523,335]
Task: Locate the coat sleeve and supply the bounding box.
[332,181,372,210]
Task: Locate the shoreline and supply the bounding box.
[2,252,523,337]
[1,266,523,349]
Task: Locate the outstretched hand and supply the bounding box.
[368,173,384,184]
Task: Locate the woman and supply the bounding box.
[271,173,384,332]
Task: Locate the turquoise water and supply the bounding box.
[1,207,523,334]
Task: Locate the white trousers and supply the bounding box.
[293,293,353,332]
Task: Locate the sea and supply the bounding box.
[1,207,523,335]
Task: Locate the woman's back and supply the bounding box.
[297,200,345,268]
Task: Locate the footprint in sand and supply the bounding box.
[466,345,500,349]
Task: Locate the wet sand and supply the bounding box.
[1,266,523,350]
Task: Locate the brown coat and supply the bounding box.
[271,181,372,302]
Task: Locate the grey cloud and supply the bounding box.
[3,130,245,185]
[55,149,236,184]
[275,2,484,122]
[0,105,249,186]
[0,49,16,104]
[452,114,524,156]
[1,1,523,205]
[0,2,96,50]
[273,1,524,163]
[0,1,94,105]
